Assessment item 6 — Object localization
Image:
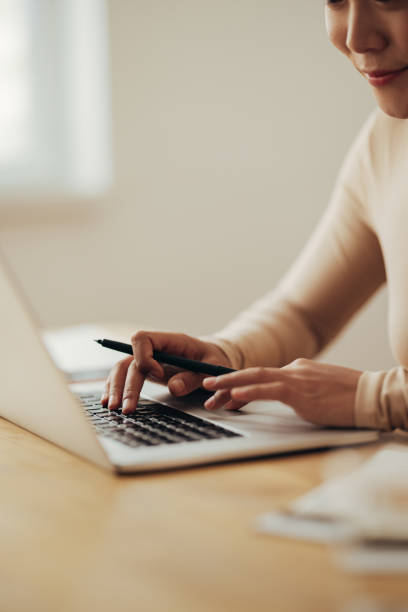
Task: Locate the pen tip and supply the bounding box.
[94,339,101,343]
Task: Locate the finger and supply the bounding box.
[131,332,164,379]
[153,364,188,383]
[204,389,231,410]
[203,367,283,391]
[101,378,110,406]
[131,331,209,378]
[168,372,204,396]
[230,382,291,404]
[122,360,145,414]
[224,399,247,411]
[107,357,133,410]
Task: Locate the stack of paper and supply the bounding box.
[256,445,408,574]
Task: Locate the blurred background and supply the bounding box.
[0,0,395,371]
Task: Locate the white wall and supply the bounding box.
[0,0,395,372]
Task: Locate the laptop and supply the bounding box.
[0,251,378,473]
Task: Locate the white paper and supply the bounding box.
[255,445,408,554]
[42,324,123,375]
[337,544,408,575]
[255,511,355,544]
[290,445,408,539]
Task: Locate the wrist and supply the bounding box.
[199,336,238,369]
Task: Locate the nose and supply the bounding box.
[346,6,387,54]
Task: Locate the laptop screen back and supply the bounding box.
[0,252,111,470]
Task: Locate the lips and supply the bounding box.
[362,66,408,87]
[365,68,408,78]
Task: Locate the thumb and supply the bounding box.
[168,372,204,396]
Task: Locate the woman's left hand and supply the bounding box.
[202,359,363,428]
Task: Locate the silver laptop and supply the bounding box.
[1,251,378,474]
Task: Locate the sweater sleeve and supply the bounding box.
[355,368,408,431]
[209,113,386,371]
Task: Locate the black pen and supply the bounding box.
[94,338,235,376]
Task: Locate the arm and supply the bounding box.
[210,157,386,371]
[204,113,404,427]
[107,112,406,430]
[201,184,386,423]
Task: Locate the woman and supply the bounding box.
[102,0,408,431]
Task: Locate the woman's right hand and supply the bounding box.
[100,331,232,414]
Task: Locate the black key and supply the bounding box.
[96,422,116,430]
[79,391,242,446]
[104,414,123,422]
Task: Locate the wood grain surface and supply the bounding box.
[0,416,406,612]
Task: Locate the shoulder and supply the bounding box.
[350,109,406,171]
[333,109,408,228]
[336,109,398,192]
[343,109,382,168]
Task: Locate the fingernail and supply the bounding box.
[122,400,130,413]
[171,380,185,395]
[203,377,216,389]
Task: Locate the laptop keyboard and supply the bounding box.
[79,392,241,448]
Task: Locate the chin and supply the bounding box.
[376,97,408,119]
[381,107,408,119]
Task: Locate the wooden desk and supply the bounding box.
[0,418,406,612]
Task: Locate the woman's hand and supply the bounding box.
[202,359,363,428]
[101,331,232,414]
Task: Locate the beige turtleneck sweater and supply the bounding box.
[210,109,408,432]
